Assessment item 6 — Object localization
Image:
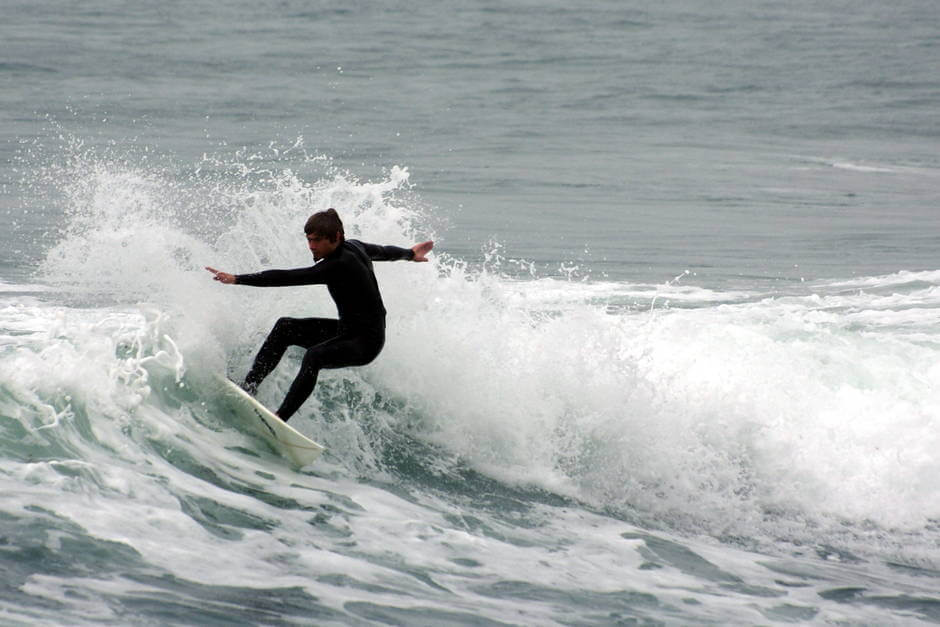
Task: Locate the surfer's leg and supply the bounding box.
[242,317,338,395]
[275,329,384,421]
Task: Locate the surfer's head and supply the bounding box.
[305,208,344,260]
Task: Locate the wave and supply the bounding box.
[821,268,940,289]
[7,138,940,565]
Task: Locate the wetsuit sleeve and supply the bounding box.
[234,264,329,287]
[355,240,415,262]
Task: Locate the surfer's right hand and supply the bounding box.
[206,266,236,284]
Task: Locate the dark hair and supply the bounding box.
[304,208,344,242]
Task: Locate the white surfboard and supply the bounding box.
[217,377,325,467]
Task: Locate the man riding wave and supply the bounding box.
[206,208,433,420]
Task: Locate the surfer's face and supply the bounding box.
[307,233,340,260]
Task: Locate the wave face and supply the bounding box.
[2,146,940,624]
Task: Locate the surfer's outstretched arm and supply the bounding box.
[353,240,434,262]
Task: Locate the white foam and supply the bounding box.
[830,160,896,173]
[821,268,940,289]
[0,281,52,293]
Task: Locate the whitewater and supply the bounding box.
[1,143,939,624]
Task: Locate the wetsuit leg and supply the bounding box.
[276,329,385,421]
[242,317,338,395]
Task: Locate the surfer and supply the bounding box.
[206,208,433,421]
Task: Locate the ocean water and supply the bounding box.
[3,1,940,624]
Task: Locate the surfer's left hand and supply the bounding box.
[411,241,434,262]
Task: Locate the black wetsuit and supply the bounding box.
[235,239,414,420]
